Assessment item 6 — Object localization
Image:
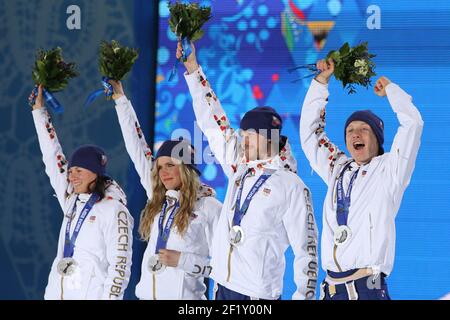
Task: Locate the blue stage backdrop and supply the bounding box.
[1,0,449,300]
[154,0,450,300]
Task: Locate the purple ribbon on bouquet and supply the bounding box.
[28,86,64,114]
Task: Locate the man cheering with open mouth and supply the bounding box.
[300,58,424,300]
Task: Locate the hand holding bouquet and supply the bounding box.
[29,47,78,113]
[85,40,138,106]
[167,1,211,80]
[290,42,376,94]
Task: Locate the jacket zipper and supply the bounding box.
[226,245,234,282]
[333,244,343,272]
[369,212,373,255]
[60,276,64,300]
[152,274,156,300]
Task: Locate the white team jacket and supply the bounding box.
[114,96,222,300]
[32,108,134,300]
[184,67,318,300]
[300,79,423,276]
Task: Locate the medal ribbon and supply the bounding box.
[63,193,100,258]
[155,200,180,254]
[232,168,275,227]
[336,162,360,226]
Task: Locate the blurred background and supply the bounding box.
[0,0,449,300]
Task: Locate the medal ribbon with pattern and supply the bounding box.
[64,193,100,258]
[232,168,275,228]
[336,161,360,227]
[155,200,180,254]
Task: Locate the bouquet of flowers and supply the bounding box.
[99,40,139,81]
[167,1,211,80]
[29,47,78,113]
[168,1,211,46]
[290,42,376,94]
[85,40,139,106]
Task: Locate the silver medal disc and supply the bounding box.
[334,225,352,246]
[229,225,245,246]
[57,257,78,276]
[148,254,166,274]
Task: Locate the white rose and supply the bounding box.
[354,59,367,68]
[356,66,369,76]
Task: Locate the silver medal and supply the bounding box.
[229,225,245,246]
[57,257,78,276]
[334,225,352,246]
[148,254,166,274]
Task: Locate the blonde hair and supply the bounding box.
[138,161,200,241]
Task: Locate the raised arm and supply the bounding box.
[31,85,69,210]
[300,59,347,184]
[375,77,424,197]
[110,81,154,199]
[180,42,240,178]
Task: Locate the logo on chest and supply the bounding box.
[262,188,272,196]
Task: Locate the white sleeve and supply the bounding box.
[384,83,424,197]
[101,203,134,300]
[204,197,222,253]
[177,197,222,278]
[300,79,348,185]
[114,96,154,199]
[283,183,319,300]
[184,66,240,178]
[177,252,212,278]
[32,108,69,210]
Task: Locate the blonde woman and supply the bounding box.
[110,81,222,300]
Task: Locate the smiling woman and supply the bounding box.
[30,85,134,300]
[68,166,98,194]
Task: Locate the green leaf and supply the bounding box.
[190,29,204,42]
[339,43,350,56]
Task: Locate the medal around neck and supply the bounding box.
[229,225,245,246]
[165,189,181,203]
[148,254,166,274]
[57,257,78,276]
[334,225,352,246]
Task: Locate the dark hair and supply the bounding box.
[278,135,287,152]
[89,176,112,200]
